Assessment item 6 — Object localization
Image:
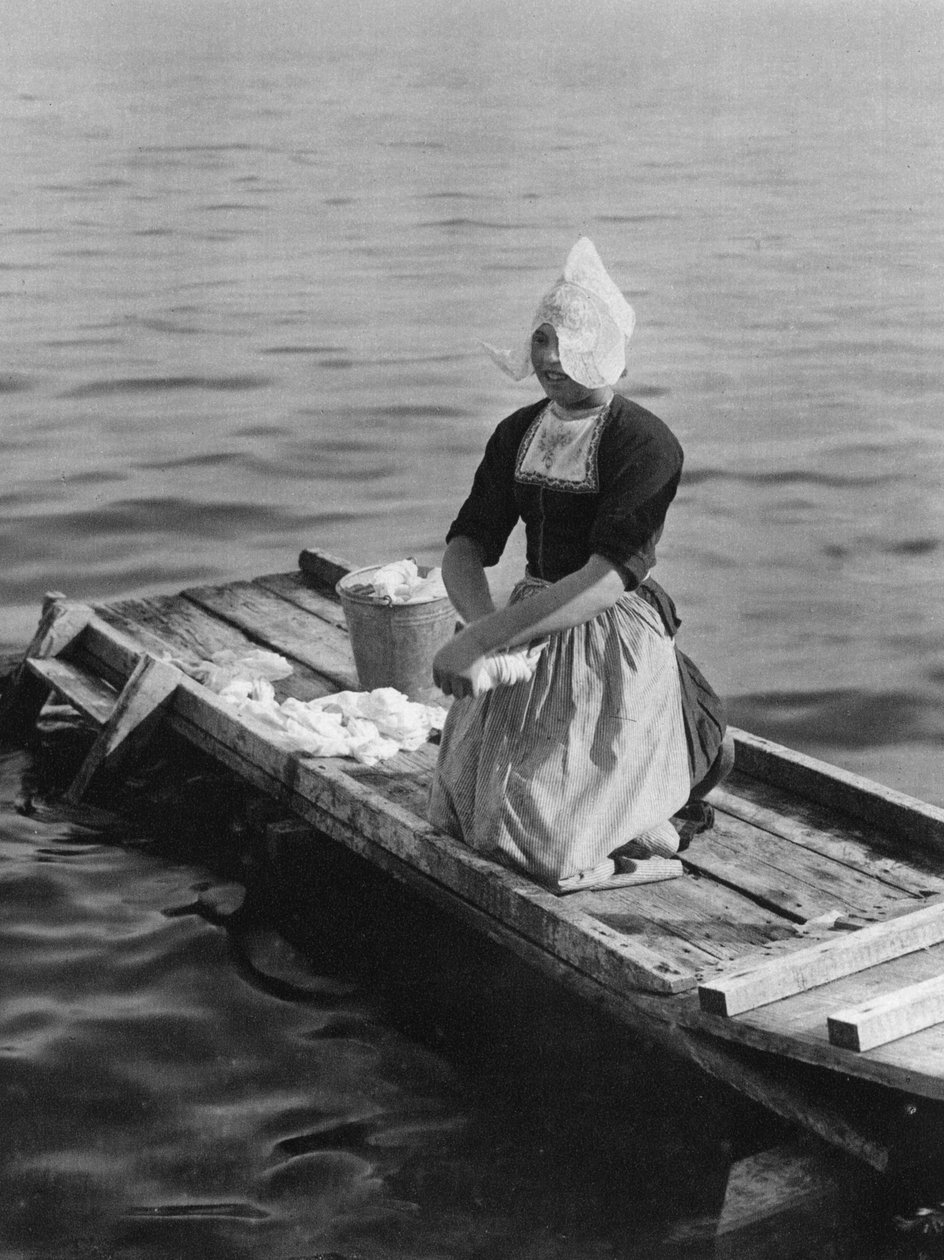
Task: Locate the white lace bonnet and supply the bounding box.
[483,237,636,389]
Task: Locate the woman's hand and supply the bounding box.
[432,629,491,699]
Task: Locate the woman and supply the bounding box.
[428,238,727,893]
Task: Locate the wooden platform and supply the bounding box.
[5,548,944,1174]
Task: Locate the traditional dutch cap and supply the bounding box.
[483,237,636,388]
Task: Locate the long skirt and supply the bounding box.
[427,580,698,886]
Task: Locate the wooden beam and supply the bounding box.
[731,727,944,854]
[0,597,94,739]
[26,657,118,726]
[65,655,181,803]
[828,973,944,1052]
[297,547,353,593]
[699,901,944,1017]
[180,579,358,691]
[712,1143,864,1256]
[676,1031,888,1171]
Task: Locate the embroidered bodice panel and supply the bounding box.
[446,393,684,586]
[514,401,610,494]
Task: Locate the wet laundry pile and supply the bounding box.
[178,648,446,766]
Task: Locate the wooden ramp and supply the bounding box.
[5,548,944,1173]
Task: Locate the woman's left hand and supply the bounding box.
[432,630,491,699]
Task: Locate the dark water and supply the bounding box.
[0,739,820,1260]
[2,1,943,1254]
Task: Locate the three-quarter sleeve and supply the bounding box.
[445,408,535,567]
[589,409,684,588]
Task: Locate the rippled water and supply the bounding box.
[3,741,804,1259]
[1,2,943,1254]
[2,0,943,801]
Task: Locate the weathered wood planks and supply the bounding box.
[63,612,699,996]
[683,810,915,925]
[0,596,94,738]
[65,655,182,803]
[10,553,944,1150]
[27,657,118,725]
[181,579,358,691]
[732,727,944,854]
[699,901,944,1017]
[828,973,944,1052]
[712,775,944,899]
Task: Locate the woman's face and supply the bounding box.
[530,323,611,411]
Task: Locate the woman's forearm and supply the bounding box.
[464,554,626,655]
[440,535,497,624]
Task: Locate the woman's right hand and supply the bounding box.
[432,629,492,699]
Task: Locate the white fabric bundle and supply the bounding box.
[476,642,546,693]
[184,647,294,693]
[217,678,446,766]
[354,559,447,605]
[177,646,446,765]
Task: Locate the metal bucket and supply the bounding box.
[336,565,456,702]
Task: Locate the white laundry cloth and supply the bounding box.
[182,647,294,693]
[347,558,448,605]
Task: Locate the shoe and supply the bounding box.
[612,820,680,863]
[672,801,715,850]
[554,853,683,895]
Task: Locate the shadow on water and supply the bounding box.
[0,722,934,1259]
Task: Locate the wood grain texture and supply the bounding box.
[828,972,944,1052]
[255,570,349,629]
[94,594,336,703]
[683,810,914,925]
[65,655,181,802]
[0,598,95,738]
[26,657,118,725]
[297,547,354,593]
[712,775,944,899]
[181,579,358,691]
[699,902,944,1016]
[731,727,944,853]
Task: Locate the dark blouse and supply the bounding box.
[447,392,684,589]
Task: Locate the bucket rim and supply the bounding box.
[336,562,452,608]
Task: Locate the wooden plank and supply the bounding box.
[712,776,944,899]
[97,593,276,671]
[558,857,684,891]
[0,651,25,681]
[26,657,118,725]
[675,1029,888,1171]
[94,594,336,703]
[346,749,741,974]
[181,580,358,691]
[347,748,873,973]
[67,614,696,995]
[297,547,354,593]
[699,901,944,1016]
[732,726,944,854]
[828,973,944,1052]
[590,874,804,968]
[690,940,944,1100]
[0,597,94,738]
[712,1143,862,1256]
[682,811,914,925]
[254,570,348,629]
[65,655,181,803]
